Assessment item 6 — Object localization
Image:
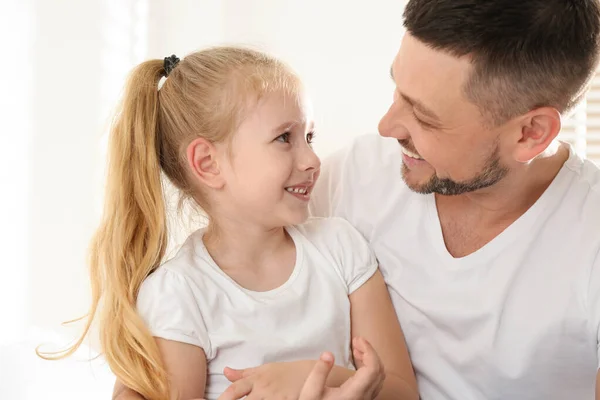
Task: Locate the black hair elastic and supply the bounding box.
[163,54,180,77]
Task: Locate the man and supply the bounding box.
[308,0,600,398]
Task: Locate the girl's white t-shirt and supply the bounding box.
[137,217,378,399]
[309,134,600,400]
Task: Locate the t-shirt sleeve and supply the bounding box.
[326,218,379,294]
[136,268,213,359]
[587,249,600,368]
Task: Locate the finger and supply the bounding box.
[223,366,256,382]
[353,348,364,364]
[299,352,335,400]
[352,337,366,365]
[338,369,378,398]
[340,338,383,396]
[223,367,243,382]
[353,337,380,371]
[217,379,253,400]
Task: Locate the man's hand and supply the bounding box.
[298,352,336,400]
[300,337,385,400]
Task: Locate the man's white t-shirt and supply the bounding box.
[136,217,377,400]
[310,134,600,400]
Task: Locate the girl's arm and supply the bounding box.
[112,338,208,400]
[348,270,419,399]
[112,380,144,400]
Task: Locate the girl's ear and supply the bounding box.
[186,138,226,189]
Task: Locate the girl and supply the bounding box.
[49,47,417,400]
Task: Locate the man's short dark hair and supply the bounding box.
[403,0,600,124]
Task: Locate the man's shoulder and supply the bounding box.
[554,153,600,262]
[562,151,600,211]
[578,158,600,193]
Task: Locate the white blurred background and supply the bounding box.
[0,0,405,398]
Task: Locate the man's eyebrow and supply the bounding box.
[401,93,442,123]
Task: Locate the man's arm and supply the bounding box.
[596,371,599,400]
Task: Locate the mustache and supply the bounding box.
[397,139,421,156]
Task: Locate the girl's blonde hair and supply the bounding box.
[38,46,302,400]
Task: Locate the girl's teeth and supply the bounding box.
[286,187,307,194]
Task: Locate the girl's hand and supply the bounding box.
[222,359,314,399]
[220,337,385,400]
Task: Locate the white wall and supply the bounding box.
[146,0,223,58]
[0,0,34,347]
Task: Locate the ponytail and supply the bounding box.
[38,60,171,400]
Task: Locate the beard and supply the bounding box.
[399,139,509,196]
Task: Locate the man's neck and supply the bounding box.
[439,142,568,221]
[434,142,570,257]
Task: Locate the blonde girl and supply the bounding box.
[43,47,418,400]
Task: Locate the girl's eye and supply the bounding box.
[275,132,291,143]
[306,132,315,144]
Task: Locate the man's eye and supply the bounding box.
[413,113,434,129]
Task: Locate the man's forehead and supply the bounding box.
[393,34,473,117]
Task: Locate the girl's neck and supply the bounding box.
[203,217,293,274]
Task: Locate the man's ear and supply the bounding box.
[512,106,561,163]
[185,138,226,189]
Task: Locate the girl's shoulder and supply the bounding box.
[141,227,215,291]
[291,217,378,295]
